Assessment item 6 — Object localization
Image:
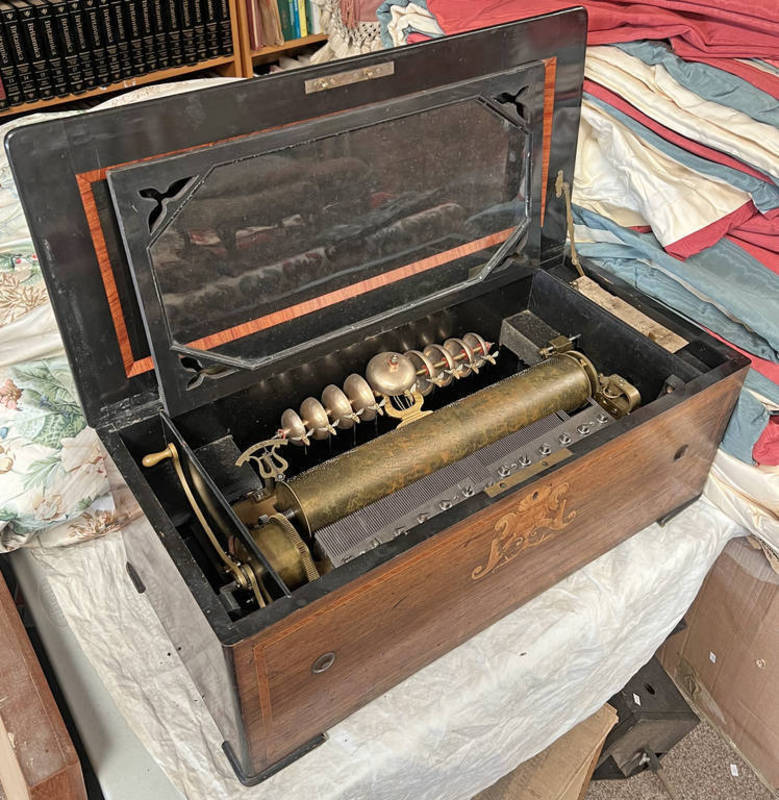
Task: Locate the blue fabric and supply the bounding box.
[583,92,779,213]
[573,206,779,362]
[574,208,778,464]
[744,366,779,406]
[720,381,770,464]
[615,41,779,131]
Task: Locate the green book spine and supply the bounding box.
[289,0,298,37]
[275,0,293,40]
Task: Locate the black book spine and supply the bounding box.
[214,0,230,56]
[80,0,109,84]
[134,0,156,72]
[109,0,132,76]
[32,0,67,96]
[64,0,96,88]
[14,0,53,99]
[0,2,36,100]
[176,0,195,64]
[47,0,85,94]
[95,0,121,82]
[160,0,182,66]
[188,0,206,61]
[148,0,169,69]
[199,0,218,58]
[122,0,145,75]
[0,13,23,104]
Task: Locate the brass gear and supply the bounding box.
[268,513,320,583]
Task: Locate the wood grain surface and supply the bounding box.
[233,368,744,771]
[0,575,86,800]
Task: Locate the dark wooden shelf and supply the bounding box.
[251,34,327,62]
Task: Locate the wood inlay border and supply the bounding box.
[76,57,558,379]
[541,56,557,226]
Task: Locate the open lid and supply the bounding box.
[108,63,543,415]
[6,10,587,426]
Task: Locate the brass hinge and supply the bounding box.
[555,170,584,279]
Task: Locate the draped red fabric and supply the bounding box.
[753,416,779,466]
[425,0,779,60]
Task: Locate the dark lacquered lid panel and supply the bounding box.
[6,10,587,424]
[116,95,530,372]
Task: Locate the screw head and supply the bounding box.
[439,499,452,510]
[558,433,572,445]
[519,455,532,467]
[538,443,552,456]
[596,413,609,424]
[577,424,591,436]
[498,465,511,478]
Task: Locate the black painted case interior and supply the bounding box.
[109,265,741,643]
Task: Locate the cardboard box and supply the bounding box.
[659,536,779,790]
[475,705,618,800]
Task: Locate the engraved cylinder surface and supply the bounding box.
[276,354,596,533]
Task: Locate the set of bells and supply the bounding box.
[277,332,497,445]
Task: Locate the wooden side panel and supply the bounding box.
[236,370,744,771]
[0,575,86,800]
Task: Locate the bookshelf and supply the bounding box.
[251,33,327,61]
[231,0,327,75]
[0,0,328,119]
[0,55,237,117]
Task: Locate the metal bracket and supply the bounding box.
[595,373,641,418]
[538,334,576,358]
[485,448,572,497]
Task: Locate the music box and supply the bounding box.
[7,9,747,783]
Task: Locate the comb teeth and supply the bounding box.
[471,413,561,467]
[314,407,612,568]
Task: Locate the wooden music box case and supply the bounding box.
[7,9,747,784]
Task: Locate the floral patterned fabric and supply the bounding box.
[0,357,115,550]
[0,251,48,326]
[0,77,236,552]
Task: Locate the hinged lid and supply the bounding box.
[6,9,586,426]
[108,64,543,415]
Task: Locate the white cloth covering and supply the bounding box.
[26,498,744,800]
[584,47,779,180]
[704,450,779,551]
[573,100,750,247]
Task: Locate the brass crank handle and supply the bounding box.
[142,444,267,607]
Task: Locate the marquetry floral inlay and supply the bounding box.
[471,483,576,581]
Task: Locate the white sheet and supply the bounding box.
[573,100,750,247]
[26,498,744,800]
[704,450,779,551]
[584,47,779,180]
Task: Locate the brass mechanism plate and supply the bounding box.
[305,62,395,94]
[485,448,572,497]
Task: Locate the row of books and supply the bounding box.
[0,0,234,108]
[246,0,321,51]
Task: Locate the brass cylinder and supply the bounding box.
[276,352,597,533]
